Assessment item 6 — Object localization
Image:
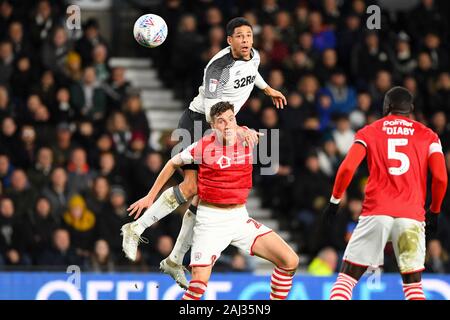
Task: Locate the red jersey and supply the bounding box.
[180,132,253,204]
[353,115,442,221]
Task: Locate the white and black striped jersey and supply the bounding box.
[188,46,268,122]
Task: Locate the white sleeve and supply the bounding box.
[255,72,268,90]
[429,140,443,157]
[179,142,198,164]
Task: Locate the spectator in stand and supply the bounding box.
[75,18,108,68]
[369,70,392,113]
[29,196,58,262]
[83,176,110,217]
[130,151,163,202]
[98,185,130,261]
[98,151,125,188]
[297,74,320,111]
[70,66,107,122]
[259,24,289,68]
[62,51,83,86]
[29,0,57,50]
[5,169,38,218]
[308,10,336,53]
[170,14,203,103]
[0,152,14,189]
[41,27,72,81]
[349,91,371,130]
[106,111,132,156]
[42,167,75,222]
[122,93,150,142]
[392,32,416,79]
[292,151,331,236]
[274,10,296,45]
[331,114,355,156]
[51,122,74,166]
[236,96,263,130]
[10,56,36,103]
[430,72,450,118]
[66,147,96,194]
[327,69,357,114]
[146,234,174,266]
[92,44,110,84]
[0,40,14,87]
[307,247,338,276]
[38,228,82,269]
[62,194,96,258]
[0,85,13,120]
[88,239,115,272]
[0,196,33,267]
[104,67,131,113]
[351,31,392,88]
[0,118,20,164]
[8,21,32,59]
[315,48,338,85]
[430,111,450,152]
[27,146,53,190]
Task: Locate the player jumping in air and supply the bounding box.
[121,17,286,289]
[129,101,299,300]
[323,86,448,300]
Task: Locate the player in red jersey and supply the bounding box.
[123,101,298,300]
[323,87,447,300]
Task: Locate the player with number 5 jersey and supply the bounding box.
[322,86,448,300]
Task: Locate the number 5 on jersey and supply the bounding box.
[388,138,410,175]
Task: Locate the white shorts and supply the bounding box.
[190,204,272,266]
[343,215,426,274]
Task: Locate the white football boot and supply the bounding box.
[159,257,189,290]
[121,222,148,261]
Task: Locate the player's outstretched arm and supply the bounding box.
[428,152,448,213]
[426,152,448,238]
[331,143,367,202]
[127,153,185,219]
[263,86,287,109]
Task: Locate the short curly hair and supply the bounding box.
[210,101,235,122]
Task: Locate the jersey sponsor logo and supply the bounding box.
[209,79,219,92]
[234,75,256,89]
[217,155,231,169]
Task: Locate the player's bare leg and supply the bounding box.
[251,231,299,300]
[181,265,213,300]
[329,261,367,300]
[160,169,199,289]
[401,271,425,300]
[121,183,190,261]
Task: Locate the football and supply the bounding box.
[133,14,168,48]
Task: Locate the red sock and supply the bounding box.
[402,282,426,300]
[330,273,358,300]
[270,266,295,300]
[181,280,207,300]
